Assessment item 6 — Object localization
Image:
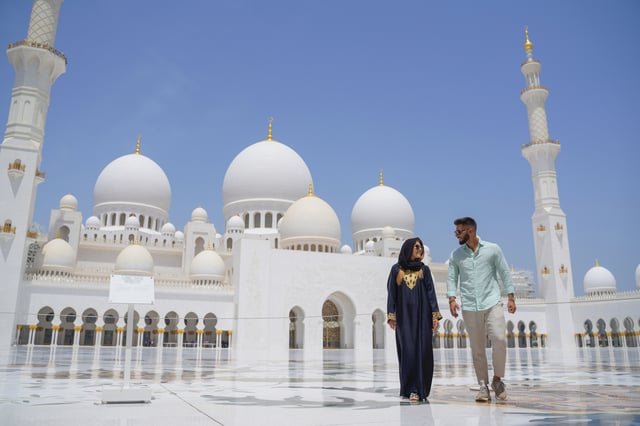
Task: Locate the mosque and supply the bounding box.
[1,0,639,364]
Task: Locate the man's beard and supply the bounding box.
[458,234,469,245]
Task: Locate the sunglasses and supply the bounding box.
[414,244,423,251]
[454,228,468,236]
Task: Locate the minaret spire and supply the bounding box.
[0,0,67,347]
[519,28,575,352]
[267,117,273,141]
[379,169,384,186]
[135,134,141,154]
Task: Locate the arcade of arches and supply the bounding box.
[15,306,639,351]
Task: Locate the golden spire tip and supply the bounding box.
[267,117,273,141]
[379,169,384,186]
[135,134,141,154]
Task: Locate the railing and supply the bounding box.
[8,39,67,64]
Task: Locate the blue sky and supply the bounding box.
[1,1,638,295]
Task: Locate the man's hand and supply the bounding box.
[507,299,516,314]
[449,299,460,318]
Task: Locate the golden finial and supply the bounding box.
[267,117,273,141]
[379,169,384,186]
[207,242,211,250]
[135,134,141,154]
[523,26,534,51]
[307,182,314,196]
[595,259,599,267]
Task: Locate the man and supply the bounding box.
[446,217,516,402]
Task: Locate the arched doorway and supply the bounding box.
[322,300,340,349]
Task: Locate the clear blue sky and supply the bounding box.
[1,1,638,295]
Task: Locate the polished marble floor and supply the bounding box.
[0,345,639,425]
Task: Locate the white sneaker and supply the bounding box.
[475,381,490,402]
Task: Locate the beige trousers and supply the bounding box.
[462,302,507,385]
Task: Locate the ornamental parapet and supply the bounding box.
[520,84,548,95]
[8,39,67,64]
[522,138,560,149]
[572,290,640,302]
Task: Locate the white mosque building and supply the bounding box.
[0,0,639,363]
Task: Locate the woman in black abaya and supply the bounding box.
[387,237,442,401]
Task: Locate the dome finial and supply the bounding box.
[379,169,384,186]
[523,26,534,52]
[595,259,599,267]
[267,117,273,141]
[135,134,142,154]
[307,182,314,196]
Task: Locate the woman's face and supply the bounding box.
[411,241,424,261]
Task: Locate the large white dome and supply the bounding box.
[114,244,154,276]
[94,153,171,213]
[583,262,616,295]
[41,238,75,273]
[351,183,414,234]
[279,192,341,248]
[222,139,312,214]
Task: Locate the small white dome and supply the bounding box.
[583,262,616,295]
[340,244,353,254]
[41,238,75,272]
[125,215,139,227]
[59,194,78,211]
[635,264,640,289]
[161,222,176,234]
[190,249,225,281]
[114,244,154,276]
[365,240,375,251]
[86,216,101,229]
[191,207,208,223]
[351,183,414,236]
[279,192,341,250]
[227,215,245,230]
[175,231,184,241]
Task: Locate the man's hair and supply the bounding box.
[454,217,477,230]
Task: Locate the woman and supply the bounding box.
[387,237,442,401]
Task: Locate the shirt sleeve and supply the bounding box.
[424,266,443,320]
[446,251,459,298]
[494,244,515,295]
[386,265,398,321]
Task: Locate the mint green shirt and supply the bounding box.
[446,239,515,311]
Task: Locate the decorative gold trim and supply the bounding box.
[387,313,396,321]
[432,312,443,321]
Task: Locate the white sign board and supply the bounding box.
[109,274,155,304]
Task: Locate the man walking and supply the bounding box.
[447,217,516,401]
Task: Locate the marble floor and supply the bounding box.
[0,346,639,426]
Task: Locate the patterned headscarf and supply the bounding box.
[398,237,424,272]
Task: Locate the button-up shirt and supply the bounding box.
[447,239,515,312]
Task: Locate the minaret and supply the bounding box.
[0,0,66,347]
[520,28,575,352]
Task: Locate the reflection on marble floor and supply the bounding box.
[1,346,639,425]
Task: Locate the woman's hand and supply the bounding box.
[432,318,439,332]
[387,319,396,330]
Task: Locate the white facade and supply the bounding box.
[0,2,639,360]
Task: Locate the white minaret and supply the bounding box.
[0,0,66,347]
[520,28,575,353]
